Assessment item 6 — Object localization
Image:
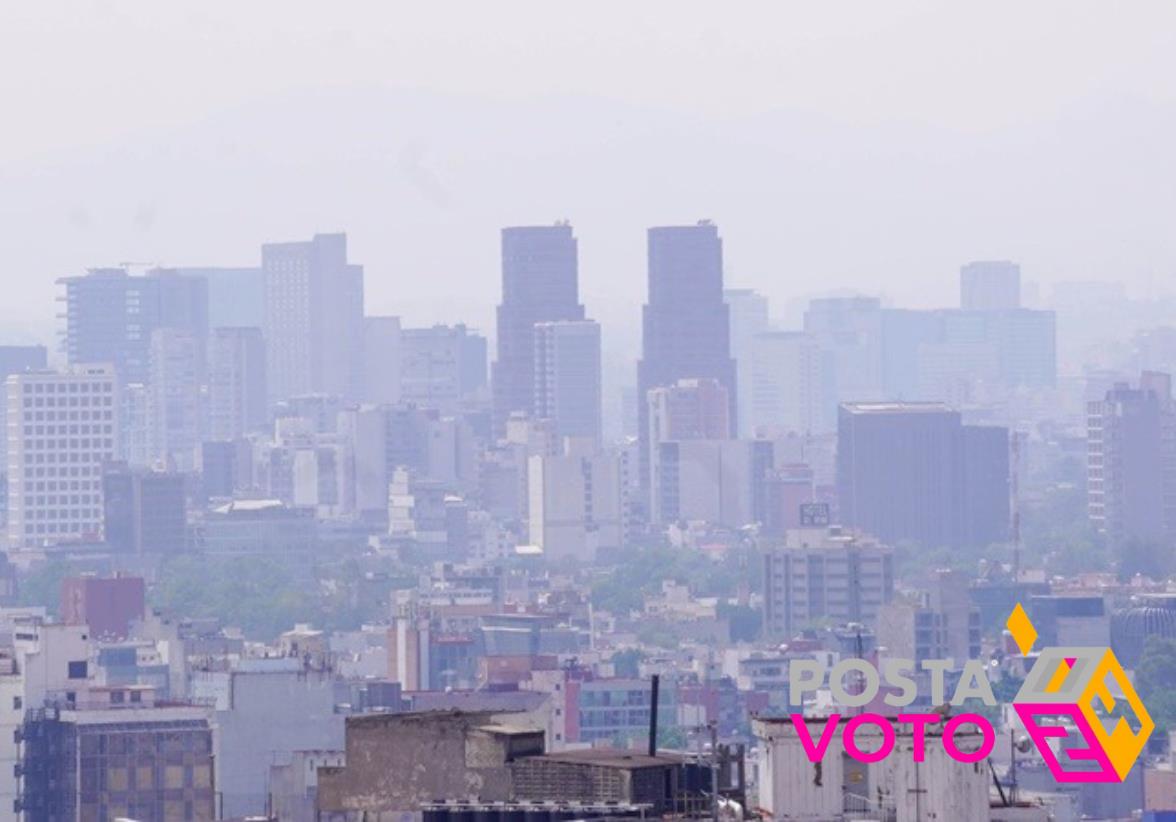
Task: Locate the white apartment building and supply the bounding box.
[5,365,119,549]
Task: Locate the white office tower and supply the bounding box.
[5,364,120,549]
[533,320,602,446]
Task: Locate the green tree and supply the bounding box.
[1118,539,1173,582]
[1137,636,1176,733]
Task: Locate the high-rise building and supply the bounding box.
[361,316,402,405]
[57,267,208,385]
[762,526,894,640]
[533,320,602,445]
[804,296,885,405]
[262,232,364,404]
[5,365,119,549]
[208,326,267,441]
[748,331,834,436]
[147,328,204,471]
[724,288,770,436]
[637,222,737,502]
[493,225,585,430]
[836,402,1009,549]
[960,260,1021,310]
[402,324,488,414]
[1088,371,1176,547]
[102,463,187,553]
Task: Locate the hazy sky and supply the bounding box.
[2,1,1175,358]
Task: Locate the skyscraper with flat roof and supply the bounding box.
[637,222,736,503]
[262,232,364,405]
[836,402,1009,549]
[492,224,585,431]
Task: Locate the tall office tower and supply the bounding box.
[637,223,737,502]
[533,320,602,445]
[58,267,209,385]
[960,260,1021,310]
[762,527,894,640]
[803,296,885,405]
[837,402,1009,549]
[748,331,834,436]
[724,289,770,436]
[402,324,488,415]
[147,329,203,471]
[5,365,119,549]
[1088,371,1176,547]
[361,316,402,405]
[262,232,364,405]
[176,266,266,328]
[208,327,268,441]
[493,224,585,431]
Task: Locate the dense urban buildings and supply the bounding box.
[0,226,1145,822]
[57,267,209,385]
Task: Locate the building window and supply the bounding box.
[67,660,87,679]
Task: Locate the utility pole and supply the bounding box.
[709,721,720,822]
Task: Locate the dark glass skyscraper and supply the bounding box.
[836,402,1009,549]
[637,222,737,499]
[492,224,584,431]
